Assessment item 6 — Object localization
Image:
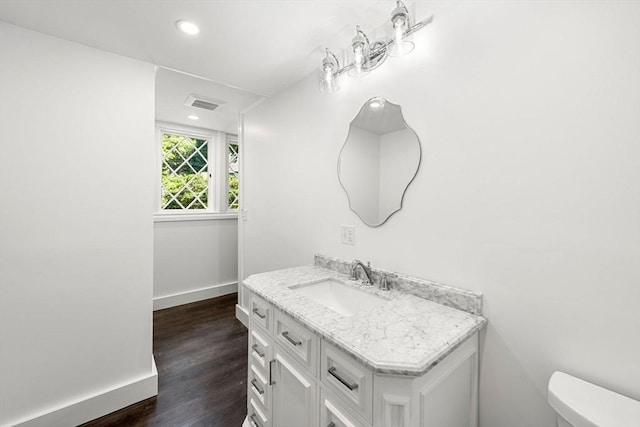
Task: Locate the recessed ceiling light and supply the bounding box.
[176,20,199,35]
[187,115,199,120]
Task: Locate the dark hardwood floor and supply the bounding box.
[81,293,248,427]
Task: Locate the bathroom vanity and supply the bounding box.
[242,255,486,427]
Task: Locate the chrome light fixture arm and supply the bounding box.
[318,0,434,92]
[335,14,434,76]
[405,14,434,38]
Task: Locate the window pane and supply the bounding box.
[228,142,239,210]
[161,133,209,210]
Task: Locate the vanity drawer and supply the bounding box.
[274,309,318,376]
[248,397,270,427]
[321,390,370,427]
[321,340,373,423]
[250,293,273,333]
[249,364,270,410]
[249,328,272,373]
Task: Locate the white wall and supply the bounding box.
[154,218,238,309]
[0,22,156,426]
[241,2,640,426]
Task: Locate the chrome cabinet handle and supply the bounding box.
[252,307,266,319]
[269,359,276,385]
[251,344,265,358]
[282,331,302,346]
[249,413,260,427]
[328,366,358,391]
[251,378,264,395]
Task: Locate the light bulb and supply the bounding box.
[354,45,363,68]
[323,66,333,83]
[393,19,405,45]
[320,50,339,93]
[320,69,337,93]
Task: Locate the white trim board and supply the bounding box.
[7,357,158,427]
[235,304,248,328]
[153,282,238,311]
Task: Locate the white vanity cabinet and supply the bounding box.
[245,290,480,427]
[271,347,318,427]
[247,292,320,427]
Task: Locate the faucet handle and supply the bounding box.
[380,273,389,291]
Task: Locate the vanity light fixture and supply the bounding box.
[318,1,433,93]
[176,20,200,35]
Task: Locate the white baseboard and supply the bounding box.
[153,282,238,311]
[8,356,158,427]
[236,304,249,328]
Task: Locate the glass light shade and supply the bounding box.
[319,50,339,93]
[388,2,415,57]
[319,69,339,93]
[348,27,370,78]
[388,37,414,57]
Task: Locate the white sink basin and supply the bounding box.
[289,278,388,316]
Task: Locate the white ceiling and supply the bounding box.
[155,67,262,134]
[0,1,398,93]
[0,0,403,131]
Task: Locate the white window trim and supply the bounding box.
[154,212,238,222]
[154,121,238,222]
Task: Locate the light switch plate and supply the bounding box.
[340,225,355,245]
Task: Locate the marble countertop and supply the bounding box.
[244,265,487,376]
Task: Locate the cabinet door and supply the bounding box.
[416,336,478,427]
[272,348,317,427]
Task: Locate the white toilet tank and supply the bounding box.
[548,371,640,427]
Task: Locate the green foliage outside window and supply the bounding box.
[228,174,239,209]
[161,133,208,210]
[227,142,239,210]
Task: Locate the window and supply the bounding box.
[156,124,239,219]
[161,133,210,210]
[227,135,239,211]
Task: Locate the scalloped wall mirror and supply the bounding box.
[338,97,421,227]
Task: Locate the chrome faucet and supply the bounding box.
[379,273,390,291]
[351,259,374,285]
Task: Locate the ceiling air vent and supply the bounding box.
[184,94,225,112]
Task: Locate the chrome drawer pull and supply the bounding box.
[252,307,266,319]
[251,378,264,395]
[281,331,302,346]
[269,359,276,385]
[249,412,261,427]
[251,344,265,358]
[328,366,359,391]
